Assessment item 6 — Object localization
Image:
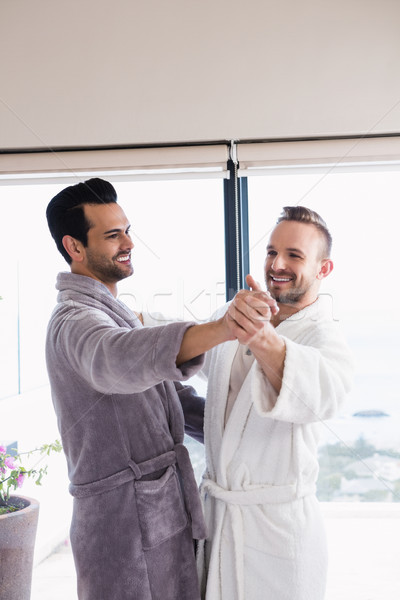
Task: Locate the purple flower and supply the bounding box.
[0,445,6,455]
[17,473,25,488]
[4,456,16,469]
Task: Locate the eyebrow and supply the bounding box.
[287,247,305,255]
[267,244,305,256]
[103,228,121,235]
[103,225,131,235]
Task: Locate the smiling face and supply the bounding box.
[63,202,134,296]
[264,220,332,311]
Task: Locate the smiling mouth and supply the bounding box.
[116,254,131,263]
[270,275,292,283]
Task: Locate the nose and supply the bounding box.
[270,253,287,271]
[123,234,134,250]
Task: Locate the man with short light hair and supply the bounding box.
[197,206,353,600]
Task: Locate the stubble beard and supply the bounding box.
[266,273,308,306]
[86,250,133,284]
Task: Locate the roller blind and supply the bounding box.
[2,2,400,150]
[237,137,400,176]
[0,144,230,185]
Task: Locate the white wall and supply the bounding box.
[1,0,400,150]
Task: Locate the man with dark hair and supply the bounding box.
[45,178,265,600]
[46,177,118,264]
[197,206,353,600]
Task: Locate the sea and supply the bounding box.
[319,372,400,451]
[184,371,400,484]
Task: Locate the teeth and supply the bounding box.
[272,277,291,282]
[117,256,130,262]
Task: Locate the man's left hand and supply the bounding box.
[226,275,278,345]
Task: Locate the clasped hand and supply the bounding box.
[223,275,279,346]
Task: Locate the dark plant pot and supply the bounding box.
[0,495,40,600]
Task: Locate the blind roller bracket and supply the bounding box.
[229,140,238,165]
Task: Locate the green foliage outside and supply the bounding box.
[317,436,400,502]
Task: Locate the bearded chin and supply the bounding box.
[266,278,306,305]
[273,289,306,305]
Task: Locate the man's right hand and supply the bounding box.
[225,274,279,345]
[176,275,278,366]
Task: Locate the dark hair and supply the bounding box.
[46,178,117,264]
[276,205,332,257]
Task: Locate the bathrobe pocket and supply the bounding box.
[135,465,188,549]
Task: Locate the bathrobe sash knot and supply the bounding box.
[199,477,315,600]
[69,443,206,539]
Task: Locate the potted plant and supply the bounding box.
[0,440,62,600]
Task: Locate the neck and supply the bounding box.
[70,265,118,298]
[271,297,318,327]
[106,283,118,298]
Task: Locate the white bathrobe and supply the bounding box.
[197,297,354,600]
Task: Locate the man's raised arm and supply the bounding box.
[224,275,285,393]
[176,315,235,366]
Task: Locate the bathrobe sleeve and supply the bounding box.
[252,321,354,424]
[54,306,204,395]
[196,303,231,383]
[142,307,225,385]
[141,311,176,326]
[174,381,205,444]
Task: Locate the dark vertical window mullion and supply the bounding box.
[239,176,249,284]
[224,157,250,300]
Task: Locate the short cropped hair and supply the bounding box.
[276,206,332,258]
[46,178,117,264]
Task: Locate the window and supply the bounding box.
[2,150,399,500]
[0,176,226,484]
[2,143,399,598]
[0,183,66,397]
[115,178,226,482]
[247,168,400,502]
[115,179,226,323]
[0,177,225,401]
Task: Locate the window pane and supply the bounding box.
[248,170,400,502]
[0,183,66,399]
[115,179,225,482]
[0,178,224,481]
[115,179,226,323]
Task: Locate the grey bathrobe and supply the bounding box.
[45,272,207,600]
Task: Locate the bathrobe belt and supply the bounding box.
[69,443,207,539]
[199,478,316,600]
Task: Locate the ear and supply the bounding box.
[62,235,85,263]
[317,258,333,280]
